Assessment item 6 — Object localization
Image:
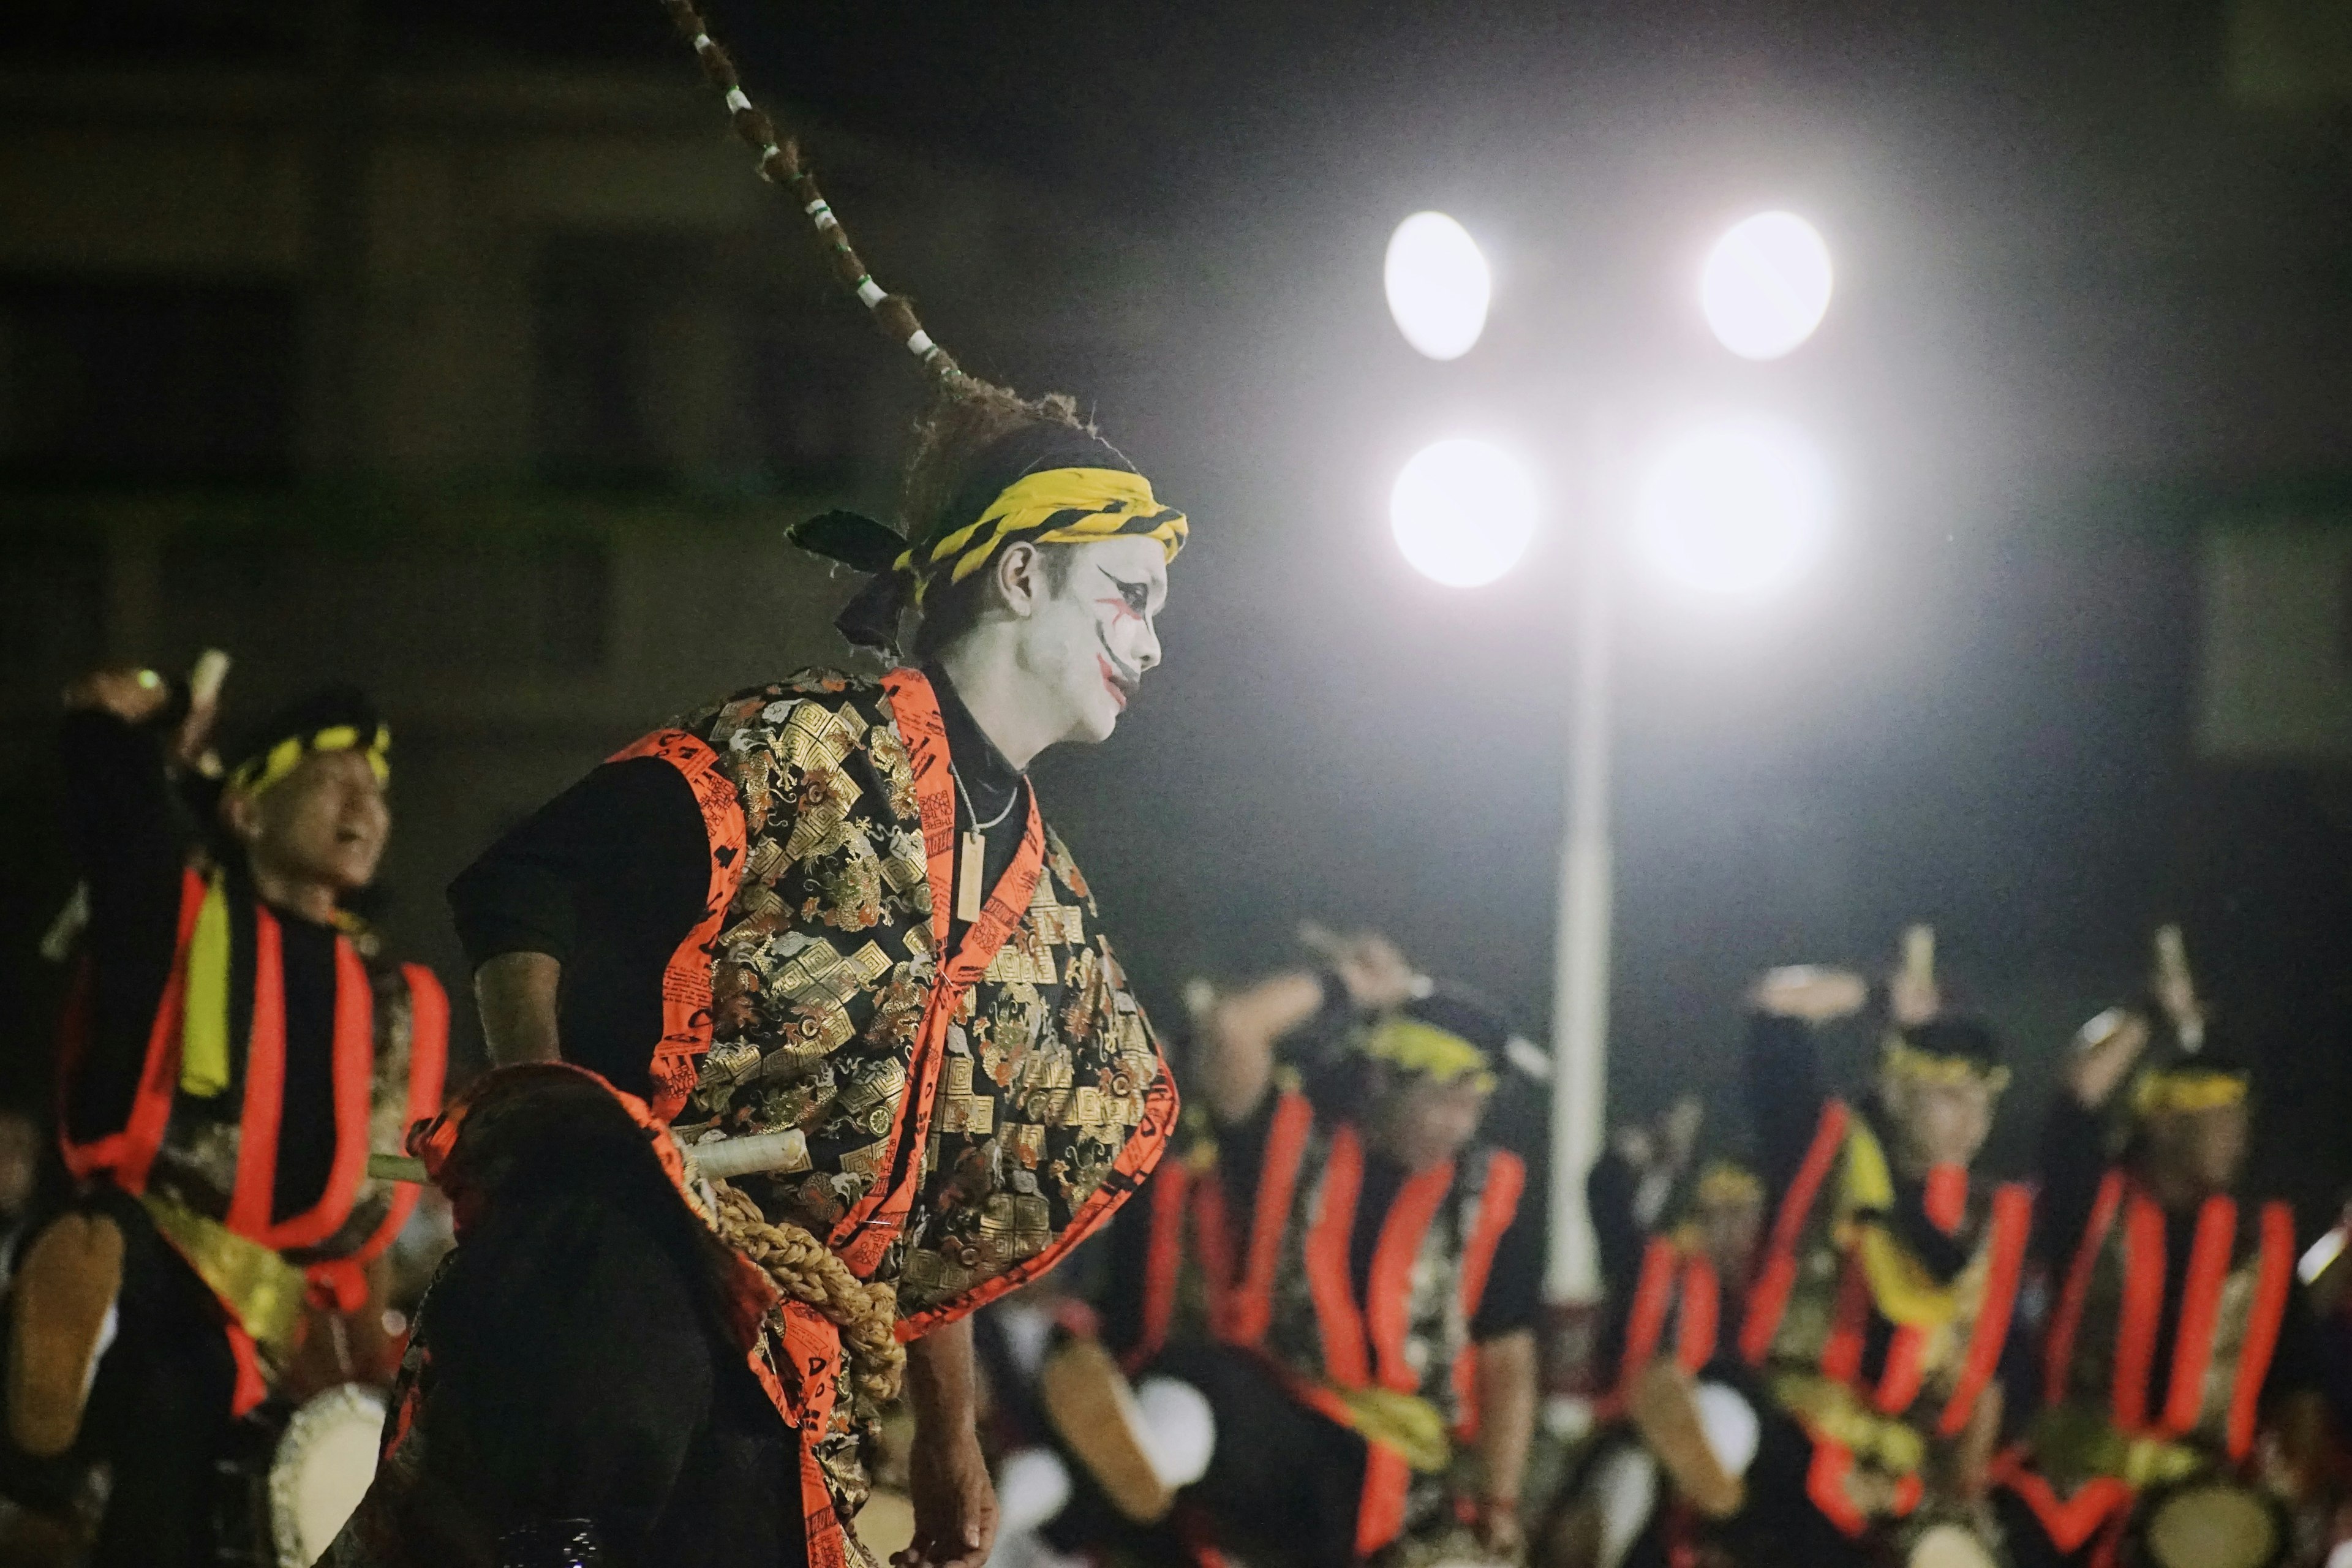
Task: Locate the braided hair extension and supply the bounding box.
[709,1180,907,1406]
[658,0,957,378]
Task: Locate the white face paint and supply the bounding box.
[1009,533,1167,746]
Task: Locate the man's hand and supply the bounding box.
[900,1321,996,1568]
[2065,1007,2151,1111]
[1297,925,1421,1013]
[900,1420,996,1568]
[1749,965,1868,1025]
[62,666,172,725]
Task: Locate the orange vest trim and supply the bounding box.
[57,867,208,1187]
[882,668,1174,1334]
[1227,1091,1314,1349]
[1366,1159,1455,1394]
[1612,1237,1685,1413]
[2161,1194,2238,1438]
[847,668,1045,1283]
[309,964,452,1311]
[1676,1254,1721,1374]
[1741,1098,1849,1364]
[1936,1182,2032,1437]
[223,914,379,1252]
[1305,1125,1373,1389]
[2044,1169,2127,1409]
[1192,1175,1240,1341]
[1127,1156,1193,1373]
[2114,1193,2168,1431]
[1355,1444,1414,1558]
[2225,1201,2296,1460]
[1450,1149,1527,1433]
[605,728,751,1124]
[1991,1445,2135,1555]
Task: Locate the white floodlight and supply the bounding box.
[1384,213,1493,361]
[1700,211,1833,361]
[1636,418,1831,596]
[1390,438,1539,587]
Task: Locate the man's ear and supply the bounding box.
[992,541,1046,619]
[219,790,263,848]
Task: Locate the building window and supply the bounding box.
[0,281,296,481]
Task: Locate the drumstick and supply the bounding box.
[366,1126,815,1188]
[189,647,231,707]
[1901,924,1935,991]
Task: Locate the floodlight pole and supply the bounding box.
[1545,429,1615,1306]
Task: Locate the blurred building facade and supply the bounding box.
[0,53,1170,1076]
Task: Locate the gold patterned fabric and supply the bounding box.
[674,670,1173,1324]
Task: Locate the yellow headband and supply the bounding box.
[1881,1036,2010,1094]
[2132,1069,2248,1118]
[1695,1161,1764,1208]
[902,466,1189,606]
[1364,1016,1497,1093]
[227,723,391,799]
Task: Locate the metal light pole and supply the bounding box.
[1383,208,1836,1315]
[1546,432,1615,1305]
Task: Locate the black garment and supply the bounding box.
[368,1082,802,1567]
[446,666,1022,1102]
[58,710,341,1220]
[1146,1343,1368,1568]
[0,1191,239,1568]
[2033,1093,2322,1415]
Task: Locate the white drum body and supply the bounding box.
[1907,1521,1999,1568]
[266,1382,387,1567]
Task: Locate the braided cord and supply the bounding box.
[710,1181,907,1406]
[658,0,959,378]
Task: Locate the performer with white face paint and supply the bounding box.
[326,4,1188,1558]
[329,389,1188,1568]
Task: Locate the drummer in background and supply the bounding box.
[0,664,447,1568]
[1714,929,2034,1567]
[1994,928,2333,1568]
[1541,1155,1766,1568]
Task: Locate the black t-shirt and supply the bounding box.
[446,666,1025,1102]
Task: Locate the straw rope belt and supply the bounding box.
[709,1181,905,1406]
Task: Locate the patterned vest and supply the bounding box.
[56,868,447,1409]
[1126,1089,1526,1557]
[2000,1173,2297,1553]
[1741,1099,2032,1537]
[631,666,1176,1330]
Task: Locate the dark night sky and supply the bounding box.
[13,1,2352,1188]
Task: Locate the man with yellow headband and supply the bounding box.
[1706,937,2032,1567]
[330,385,1183,1568]
[1994,930,2328,1567]
[1091,937,1541,1568]
[2,672,445,1568]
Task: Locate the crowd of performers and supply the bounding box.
[8,543,2352,1568]
[0,20,2348,1568]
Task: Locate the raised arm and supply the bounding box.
[1742,965,1867,1199]
[1196,932,1418,1125]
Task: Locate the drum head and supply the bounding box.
[2144,1483,2281,1568]
[1909,1523,1998,1568]
[268,1383,387,1567]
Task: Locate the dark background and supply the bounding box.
[4,1,2350,1210]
